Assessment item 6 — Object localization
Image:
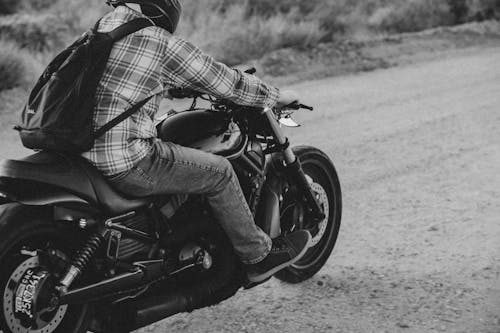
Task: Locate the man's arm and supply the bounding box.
[162,36,280,108]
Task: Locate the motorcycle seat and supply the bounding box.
[0,152,152,215]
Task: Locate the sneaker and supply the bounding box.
[246,230,312,283]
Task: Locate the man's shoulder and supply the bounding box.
[100,7,172,43]
[137,25,171,42]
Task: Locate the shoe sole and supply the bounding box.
[247,232,313,283]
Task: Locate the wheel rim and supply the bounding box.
[3,255,68,333]
[306,176,329,247]
[0,225,90,333]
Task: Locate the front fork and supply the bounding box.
[263,108,325,222]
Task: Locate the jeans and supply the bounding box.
[107,141,272,264]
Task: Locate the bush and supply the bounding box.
[52,0,108,36]
[244,0,322,17]
[0,0,18,15]
[449,0,469,23]
[466,0,500,20]
[0,40,38,91]
[0,13,70,52]
[306,1,354,41]
[186,5,324,65]
[21,0,59,11]
[1,0,57,15]
[1,0,499,74]
[368,0,454,33]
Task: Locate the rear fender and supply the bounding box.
[0,178,89,207]
[0,203,53,233]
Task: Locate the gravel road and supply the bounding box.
[138,47,500,333]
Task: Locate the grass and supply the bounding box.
[185,5,325,65]
[0,13,70,52]
[0,0,498,158]
[0,0,58,15]
[368,0,454,33]
[182,0,500,56]
[0,40,42,91]
[0,0,499,94]
[0,42,26,91]
[0,0,18,15]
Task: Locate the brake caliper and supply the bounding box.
[14,267,52,327]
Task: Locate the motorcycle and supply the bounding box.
[0,83,342,332]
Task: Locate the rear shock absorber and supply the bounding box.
[59,230,106,289]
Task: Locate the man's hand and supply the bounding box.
[277,90,300,108]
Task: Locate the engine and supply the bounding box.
[116,213,152,260]
[232,140,266,208]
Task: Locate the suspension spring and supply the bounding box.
[59,231,105,289]
[72,233,103,270]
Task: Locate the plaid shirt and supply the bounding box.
[82,7,280,176]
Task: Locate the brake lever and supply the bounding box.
[299,104,314,111]
[285,102,314,111]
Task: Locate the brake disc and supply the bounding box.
[307,176,329,246]
[3,255,68,333]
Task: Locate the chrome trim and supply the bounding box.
[59,265,81,289]
[263,108,296,164]
[279,116,300,127]
[224,135,249,160]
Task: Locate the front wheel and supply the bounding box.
[276,146,342,283]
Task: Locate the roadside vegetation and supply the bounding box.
[0,0,499,93]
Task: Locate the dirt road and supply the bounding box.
[139,47,500,333]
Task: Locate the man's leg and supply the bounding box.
[108,141,311,282]
[109,141,271,264]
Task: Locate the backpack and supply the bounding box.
[15,18,154,153]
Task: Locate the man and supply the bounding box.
[83,0,312,283]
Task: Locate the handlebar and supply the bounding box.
[168,66,313,113]
[168,87,314,112]
[168,68,257,99]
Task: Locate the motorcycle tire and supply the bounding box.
[275,146,342,283]
[0,204,93,333]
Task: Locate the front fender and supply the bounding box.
[256,155,285,239]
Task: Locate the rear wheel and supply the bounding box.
[275,146,342,283]
[0,204,92,333]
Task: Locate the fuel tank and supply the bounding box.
[157,110,246,159]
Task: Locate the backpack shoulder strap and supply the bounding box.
[91,18,155,140]
[93,95,155,140]
[107,18,153,42]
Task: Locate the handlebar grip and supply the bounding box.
[299,104,314,111]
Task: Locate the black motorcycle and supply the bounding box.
[0,88,342,333]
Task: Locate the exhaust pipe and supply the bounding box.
[102,221,242,332]
[109,277,241,332]
[120,292,190,331]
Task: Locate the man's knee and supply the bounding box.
[205,156,235,194]
[216,156,234,179]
